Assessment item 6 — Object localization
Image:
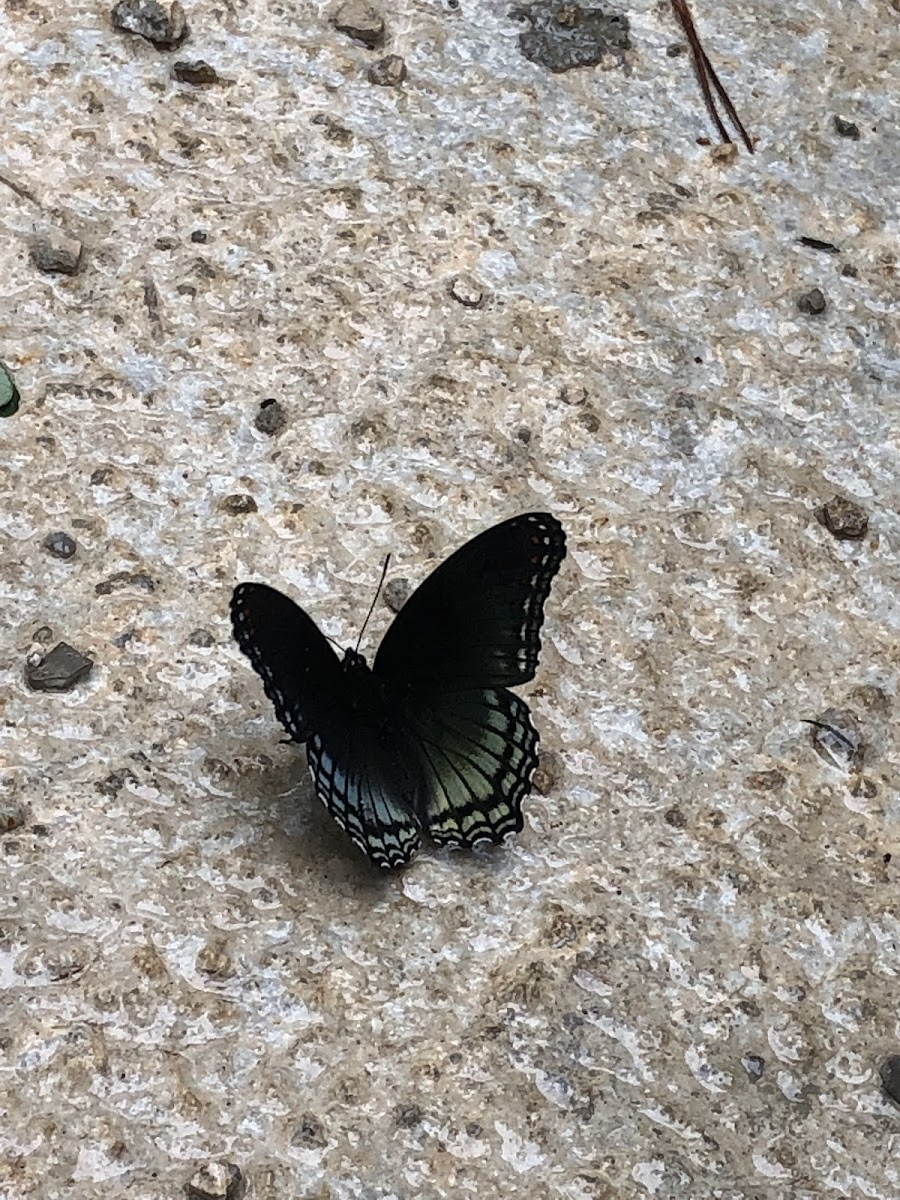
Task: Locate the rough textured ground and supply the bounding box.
[2,1,899,1197]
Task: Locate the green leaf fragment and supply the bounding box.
[0,361,20,417]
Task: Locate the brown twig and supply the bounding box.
[670,0,754,153]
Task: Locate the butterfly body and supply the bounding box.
[231,512,566,868]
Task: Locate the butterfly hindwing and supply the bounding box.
[374,512,566,691]
[306,732,422,868]
[404,688,539,849]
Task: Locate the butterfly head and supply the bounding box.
[342,647,369,672]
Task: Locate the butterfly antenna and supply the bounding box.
[355,554,391,654]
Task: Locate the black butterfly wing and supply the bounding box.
[373,512,566,691]
[306,732,422,868]
[231,583,422,868]
[405,688,539,850]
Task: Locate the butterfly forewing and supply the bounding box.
[374,512,566,691]
[230,583,343,743]
[406,689,538,848]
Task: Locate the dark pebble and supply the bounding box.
[663,806,687,827]
[512,1,631,74]
[394,1103,424,1128]
[43,531,77,560]
[368,54,407,86]
[880,1056,900,1105]
[0,802,26,834]
[219,494,258,514]
[383,576,411,613]
[29,231,83,276]
[185,1162,246,1200]
[190,229,209,244]
[188,628,215,647]
[797,287,827,316]
[817,494,868,541]
[833,115,860,140]
[254,398,287,436]
[26,642,94,692]
[173,60,221,85]
[111,0,188,49]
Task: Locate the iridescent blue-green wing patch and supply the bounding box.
[405,689,539,848]
[306,732,421,869]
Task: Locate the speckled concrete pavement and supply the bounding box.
[1,1,899,1197]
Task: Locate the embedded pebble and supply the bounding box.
[219,494,258,514]
[333,0,385,48]
[833,115,861,140]
[0,802,26,834]
[29,231,83,276]
[26,642,94,692]
[254,397,287,436]
[532,750,562,795]
[42,531,77,560]
[449,275,484,308]
[173,60,222,85]
[797,287,827,316]
[741,1054,765,1082]
[188,628,215,647]
[112,0,188,48]
[512,1,631,73]
[817,494,868,541]
[368,54,407,86]
[185,1162,245,1200]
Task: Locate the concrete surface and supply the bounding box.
[1,0,899,1197]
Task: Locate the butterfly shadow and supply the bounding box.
[231,748,398,896]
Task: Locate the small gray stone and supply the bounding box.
[112,0,188,48]
[254,398,287,436]
[42,531,77,560]
[368,54,407,86]
[26,642,94,692]
[333,0,385,48]
[383,576,412,613]
[449,275,485,308]
[185,1161,245,1200]
[512,1,631,74]
[817,494,868,541]
[29,231,83,276]
[173,60,221,85]
[188,628,215,647]
[797,287,827,316]
[833,115,860,140]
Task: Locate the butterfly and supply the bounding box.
[230,512,566,869]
